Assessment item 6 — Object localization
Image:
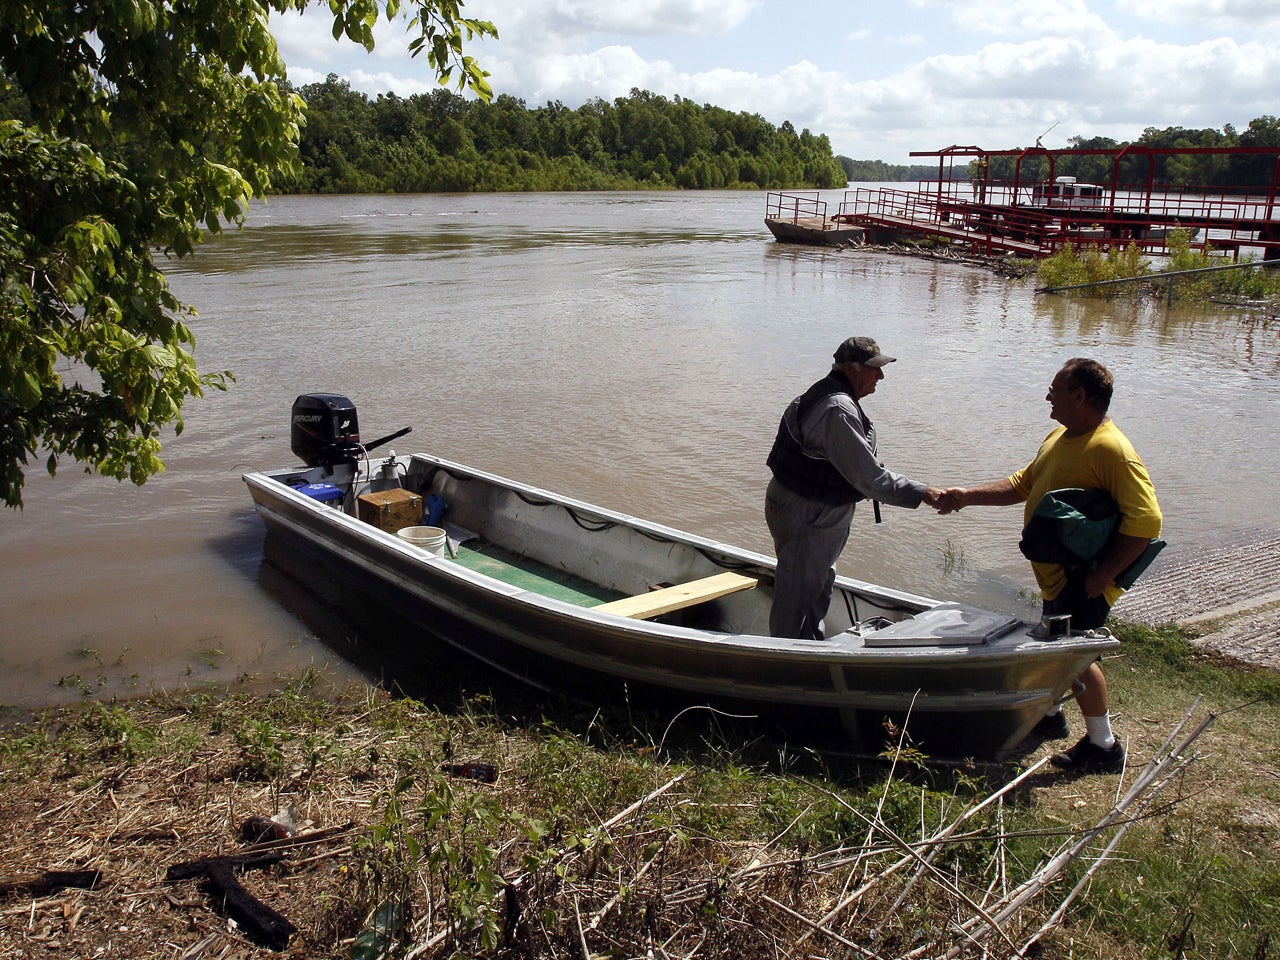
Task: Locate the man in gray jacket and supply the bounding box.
[765,336,942,640]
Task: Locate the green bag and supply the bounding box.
[1019,487,1165,589]
[1019,488,1119,566]
[1114,537,1166,589]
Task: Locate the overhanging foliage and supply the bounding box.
[0,0,495,508]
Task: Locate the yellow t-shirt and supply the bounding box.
[1008,420,1162,605]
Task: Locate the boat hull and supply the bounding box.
[765,217,865,246]
[244,455,1116,759]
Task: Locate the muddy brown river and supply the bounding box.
[1,189,1276,709]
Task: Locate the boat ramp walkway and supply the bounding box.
[1118,532,1280,670]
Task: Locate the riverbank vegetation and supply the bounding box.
[1037,229,1280,302]
[838,159,945,182]
[1,621,1277,958]
[283,79,848,193]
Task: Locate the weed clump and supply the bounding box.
[1037,228,1280,303]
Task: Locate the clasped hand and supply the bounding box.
[923,487,965,515]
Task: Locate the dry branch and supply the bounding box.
[166,852,296,951]
[0,870,102,900]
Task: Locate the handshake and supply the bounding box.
[923,487,966,515]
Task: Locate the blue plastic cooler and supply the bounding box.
[293,481,345,505]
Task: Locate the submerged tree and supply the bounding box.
[0,1,496,508]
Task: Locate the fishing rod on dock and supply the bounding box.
[1034,121,1060,149]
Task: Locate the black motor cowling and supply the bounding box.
[291,393,361,468]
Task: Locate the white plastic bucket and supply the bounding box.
[397,525,449,557]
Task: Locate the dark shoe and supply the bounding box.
[1051,735,1125,773]
[1033,711,1070,739]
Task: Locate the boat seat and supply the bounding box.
[593,571,758,620]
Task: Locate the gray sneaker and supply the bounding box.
[1050,735,1125,773]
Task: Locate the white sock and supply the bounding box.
[1084,714,1115,749]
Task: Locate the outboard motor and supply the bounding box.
[291,393,361,468]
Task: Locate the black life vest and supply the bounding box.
[766,373,871,505]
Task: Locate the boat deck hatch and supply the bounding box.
[861,603,1022,647]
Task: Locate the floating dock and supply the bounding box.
[764,192,865,246]
[769,144,1280,260]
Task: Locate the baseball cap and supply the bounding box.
[833,336,896,367]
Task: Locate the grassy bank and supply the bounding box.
[1,622,1277,959]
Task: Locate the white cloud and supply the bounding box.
[476,0,761,48]
[1118,0,1280,30]
[272,10,343,69]
[831,28,1280,156]
[941,0,1113,38]
[509,45,680,103]
[344,68,440,97]
[267,3,1280,163]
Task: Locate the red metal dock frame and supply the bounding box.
[834,144,1280,260]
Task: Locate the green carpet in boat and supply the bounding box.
[448,541,621,607]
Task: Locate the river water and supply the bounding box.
[2,189,1277,711]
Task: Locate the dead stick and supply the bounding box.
[760,894,885,959]
[884,758,1050,918]
[731,801,815,881]
[1024,756,1195,952]
[799,760,1048,947]
[573,895,592,960]
[288,845,352,869]
[943,704,1215,957]
[860,690,922,884]
[983,710,1212,936]
[204,861,297,952]
[820,788,1022,956]
[588,842,665,932]
[0,870,102,900]
[599,773,686,833]
[166,852,296,951]
[240,821,356,853]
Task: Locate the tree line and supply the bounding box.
[836,159,948,182]
[282,79,848,193]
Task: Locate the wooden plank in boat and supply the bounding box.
[593,572,758,620]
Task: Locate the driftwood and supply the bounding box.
[165,851,297,951]
[0,869,102,900]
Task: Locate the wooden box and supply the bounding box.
[357,488,423,532]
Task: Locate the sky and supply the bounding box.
[270,0,1280,165]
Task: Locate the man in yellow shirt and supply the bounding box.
[943,358,1162,773]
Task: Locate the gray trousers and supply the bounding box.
[765,476,855,640]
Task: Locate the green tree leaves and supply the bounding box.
[283,81,848,194]
[0,1,495,507]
